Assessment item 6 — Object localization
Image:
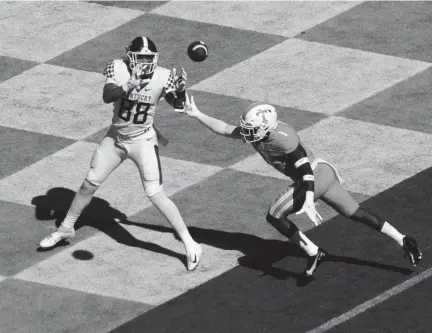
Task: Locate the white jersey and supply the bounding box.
[103,59,175,137]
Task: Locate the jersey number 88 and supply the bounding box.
[119,99,150,125]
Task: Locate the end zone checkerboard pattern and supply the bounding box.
[1,2,432,332]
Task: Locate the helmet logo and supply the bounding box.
[256,109,269,125]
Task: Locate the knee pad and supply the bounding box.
[85,168,103,187]
[144,179,163,198]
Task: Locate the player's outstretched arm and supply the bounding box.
[184,94,242,139]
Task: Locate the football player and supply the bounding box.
[181,94,421,276]
[39,37,202,271]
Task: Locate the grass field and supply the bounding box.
[1,1,432,332]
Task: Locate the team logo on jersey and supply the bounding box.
[128,92,152,102]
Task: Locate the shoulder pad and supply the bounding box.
[271,124,299,151]
[155,66,172,81]
[155,66,170,75]
[156,67,175,93]
[103,59,130,84]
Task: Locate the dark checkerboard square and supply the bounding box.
[156,91,327,167]
[111,168,432,333]
[47,13,287,86]
[0,200,56,276]
[0,278,152,333]
[129,169,289,240]
[297,1,432,63]
[0,127,75,180]
[128,168,369,240]
[327,278,432,333]
[338,67,432,134]
[0,198,113,276]
[84,91,327,167]
[0,56,40,83]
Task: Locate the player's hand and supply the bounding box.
[123,64,142,91]
[183,93,200,117]
[173,67,187,92]
[296,196,323,226]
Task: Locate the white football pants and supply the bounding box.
[85,127,162,197]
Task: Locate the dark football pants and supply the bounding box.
[269,162,359,219]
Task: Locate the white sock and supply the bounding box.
[61,212,80,229]
[381,221,405,247]
[291,230,319,256]
[60,182,96,230]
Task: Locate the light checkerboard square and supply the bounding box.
[298,117,432,196]
[230,154,287,181]
[0,141,223,217]
[230,117,432,196]
[0,64,111,140]
[153,1,360,37]
[191,39,431,114]
[15,226,243,305]
[0,2,143,62]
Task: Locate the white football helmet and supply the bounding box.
[126,36,158,75]
[240,102,278,143]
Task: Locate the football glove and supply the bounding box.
[122,64,147,92]
[173,67,187,92]
[296,191,323,226]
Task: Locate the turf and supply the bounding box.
[0,127,75,178]
[90,1,169,12]
[297,1,432,62]
[339,67,432,134]
[1,2,431,332]
[109,167,432,333]
[0,278,152,333]
[0,56,39,83]
[47,13,286,86]
[328,276,432,333]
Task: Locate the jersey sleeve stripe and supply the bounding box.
[103,61,115,78]
[164,70,176,93]
[294,157,309,168]
[303,175,314,181]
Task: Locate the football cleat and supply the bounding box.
[187,243,203,271]
[403,236,422,266]
[304,248,327,276]
[39,225,75,248]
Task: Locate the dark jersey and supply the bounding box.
[252,122,315,182]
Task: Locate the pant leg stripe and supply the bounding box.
[269,188,294,216]
[154,145,162,185]
[273,199,294,218]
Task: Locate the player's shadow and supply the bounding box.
[120,220,414,286]
[31,187,185,265]
[32,187,413,283]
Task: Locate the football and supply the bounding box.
[187,41,208,62]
